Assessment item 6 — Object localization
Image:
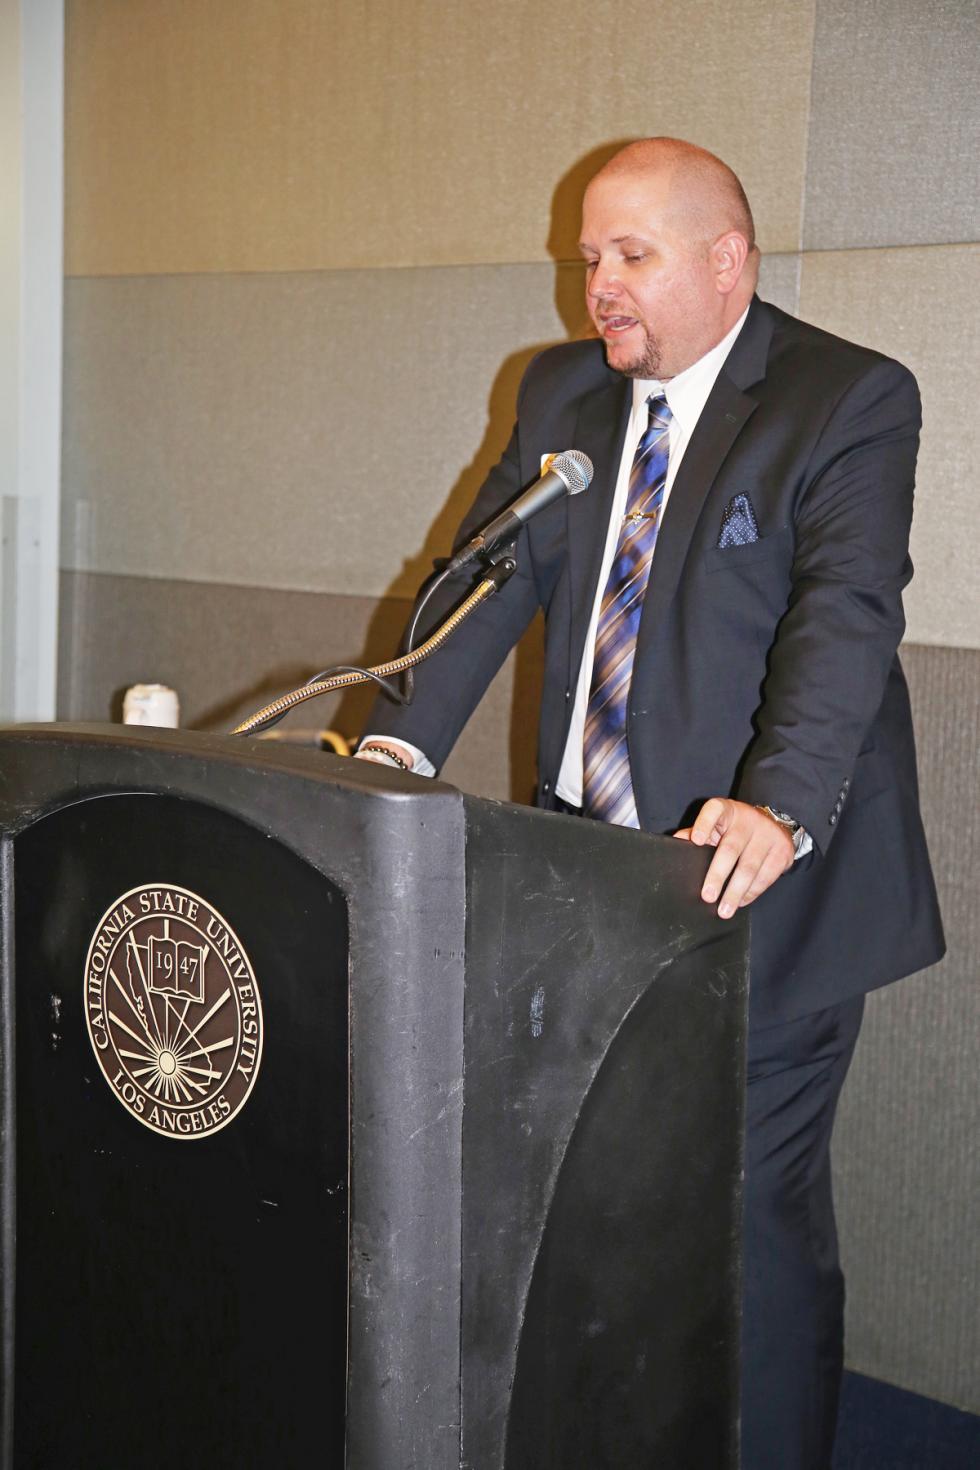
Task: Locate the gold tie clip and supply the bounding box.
[623,509,659,523]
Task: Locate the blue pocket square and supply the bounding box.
[718,493,760,548]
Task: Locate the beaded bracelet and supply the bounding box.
[358,743,410,771]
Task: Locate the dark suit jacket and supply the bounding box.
[368,297,945,1022]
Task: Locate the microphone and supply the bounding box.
[446,450,594,573]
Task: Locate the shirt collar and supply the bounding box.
[630,305,751,437]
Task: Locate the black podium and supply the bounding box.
[0,724,748,1469]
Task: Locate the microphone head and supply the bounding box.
[551,449,594,496]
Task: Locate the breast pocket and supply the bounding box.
[701,525,793,573]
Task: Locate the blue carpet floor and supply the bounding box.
[833,1371,980,1469]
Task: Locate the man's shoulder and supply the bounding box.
[759,298,916,389]
[746,299,921,436]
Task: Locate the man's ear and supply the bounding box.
[712,231,750,295]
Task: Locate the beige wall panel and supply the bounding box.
[57,571,544,803]
[804,0,980,250]
[836,642,980,1410]
[799,244,980,649]
[65,0,814,276]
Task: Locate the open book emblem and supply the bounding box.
[145,931,207,1003]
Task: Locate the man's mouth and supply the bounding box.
[599,315,638,336]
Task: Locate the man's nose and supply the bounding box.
[587,262,620,299]
[590,270,620,301]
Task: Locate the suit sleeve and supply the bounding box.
[735,357,921,854]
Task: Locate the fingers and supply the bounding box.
[687,797,728,848]
[708,841,787,918]
[687,799,795,918]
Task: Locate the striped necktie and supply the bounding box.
[582,393,672,826]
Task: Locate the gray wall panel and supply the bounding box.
[61,265,576,599]
[805,0,980,250]
[836,643,980,1409]
[800,244,980,650]
[757,251,801,316]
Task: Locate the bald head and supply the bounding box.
[579,137,759,379]
[594,138,758,262]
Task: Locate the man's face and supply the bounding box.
[579,169,723,381]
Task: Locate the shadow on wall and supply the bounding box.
[331,141,629,801]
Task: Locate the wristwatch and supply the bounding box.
[756,805,808,857]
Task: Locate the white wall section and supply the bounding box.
[0,0,63,721]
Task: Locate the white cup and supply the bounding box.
[123,683,180,728]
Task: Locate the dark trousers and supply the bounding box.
[741,996,865,1470]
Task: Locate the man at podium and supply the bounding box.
[357,138,944,1470]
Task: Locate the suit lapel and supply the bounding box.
[635,299,774,659]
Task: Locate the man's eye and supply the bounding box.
[624,253,645,264]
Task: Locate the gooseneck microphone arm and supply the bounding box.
[230,449,594,738]
[231,555,518,736]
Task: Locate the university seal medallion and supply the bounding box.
[84,884,263,1139]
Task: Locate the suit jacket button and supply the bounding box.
[829,812,837,826]
[543,780,551,795]
[564,688,571,701]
